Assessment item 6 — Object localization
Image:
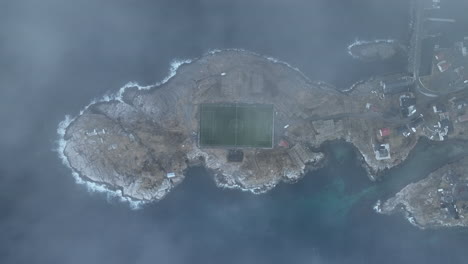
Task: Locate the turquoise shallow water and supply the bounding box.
[142,139,468,263]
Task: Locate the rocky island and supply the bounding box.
[56,0,468,229]
[59,47,468,231]
[59,50,426,204]
[347,39,404,62]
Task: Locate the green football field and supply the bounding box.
[199,103,274,148]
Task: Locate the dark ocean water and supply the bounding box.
[2,0,468,263]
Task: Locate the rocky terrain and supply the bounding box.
[348,39,403,62]
[60,50,423,204]
[379,156,468,229]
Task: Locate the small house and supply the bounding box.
[452,98,468,109]
[410,115,424,132]
[437,60,451,72]
[400,97,416,108]
[440,119,453,134]
[397,125,412,137]
[399,94,417,118]
[433,104,447,113]
[375,144,391,160]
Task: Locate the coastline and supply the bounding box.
[347,39,402,62]
[56,49,330,207]
[57,49,430,208]
[56,59,193,209]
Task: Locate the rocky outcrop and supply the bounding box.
[347,39,403,62]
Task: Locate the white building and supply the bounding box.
[374,144,391,160]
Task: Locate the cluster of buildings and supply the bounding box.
[451,97,468,123]
[438,170,468,219]
[372,72,463,163]
[371,79,424,161]
[370,3,468,160]
[432,40,468,89]
[417,35,468,140]
[425,103,452,141]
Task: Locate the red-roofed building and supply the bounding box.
[379,128,391,137]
